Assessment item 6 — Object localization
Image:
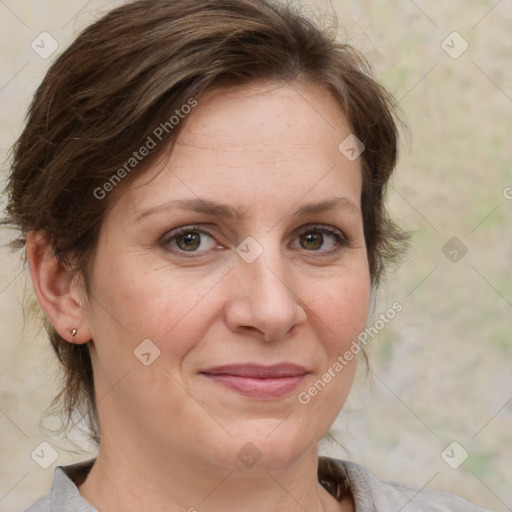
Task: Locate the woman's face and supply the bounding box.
[84,82,371,471]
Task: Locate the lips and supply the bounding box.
[201,363,308,378]
[200,364,308,399]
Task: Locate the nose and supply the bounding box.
[224,244,307,342]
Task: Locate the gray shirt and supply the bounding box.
[25,457,493,511]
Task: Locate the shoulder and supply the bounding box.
[25,494,51,512]
[322,457,493,512]
[24,459,96,512]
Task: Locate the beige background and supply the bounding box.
[0,1,511,510]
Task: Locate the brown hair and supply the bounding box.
[3,0,408,495]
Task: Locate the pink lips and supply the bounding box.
[201,364,308,399]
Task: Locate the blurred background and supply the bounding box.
[0,1,511,510]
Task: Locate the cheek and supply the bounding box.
[292,272,370,446]
[310,270,371,349]
[87,251,222,366]
[87,254,223,421]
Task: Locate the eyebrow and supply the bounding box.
[135,196,361,222]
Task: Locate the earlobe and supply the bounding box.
[26,231,91,345]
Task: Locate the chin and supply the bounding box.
[204,423,317,473]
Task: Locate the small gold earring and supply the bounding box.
[71,329,77,337]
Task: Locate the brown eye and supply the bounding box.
[161,226,218,255]
[176,232,201,251]
[300,232,324,250]
[292,225,349,253]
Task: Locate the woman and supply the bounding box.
[4,0,491,510]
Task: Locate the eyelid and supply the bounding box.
[294,223,347,239]
[159,223,218,242]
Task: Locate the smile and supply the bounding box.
[200,364,309,399]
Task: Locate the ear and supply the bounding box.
[26,231,91,344]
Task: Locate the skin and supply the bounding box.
[27,82,371,512]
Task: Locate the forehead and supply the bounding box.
[177,82,351,158]
[121,82,362,217]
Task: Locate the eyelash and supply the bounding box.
[159,224,350,258]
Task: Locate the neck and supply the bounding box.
[78,437,350,512]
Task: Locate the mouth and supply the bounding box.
[200,364,309,400]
